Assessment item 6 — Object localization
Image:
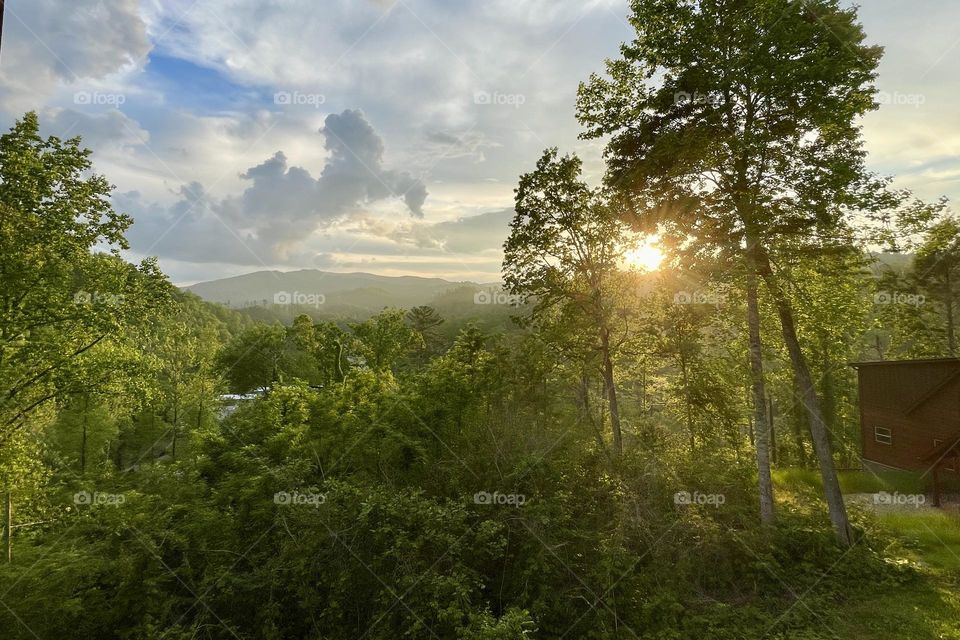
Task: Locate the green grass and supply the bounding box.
[840,470,929,495]
[876,509,960,574]
[831,579,960,640]
[774,468,928,495]
[832,508,960,639]
[773,468,960,639]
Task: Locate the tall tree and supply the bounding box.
[406,305,444,336]
[0,113,168,441]
[406,305,445,363]
[578,0,886,543]
[913,219,960,355]
[350,309,423,373]
[503,149,633,456]
[217,325,288,393]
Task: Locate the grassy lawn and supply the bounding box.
[774,468,929,495]
[831,580,960,640]
[774,468,960,639]
[832,507,960,640]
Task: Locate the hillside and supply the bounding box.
[184,269,521,327]
[185,269,474,308]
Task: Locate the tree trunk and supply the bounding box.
[80,394,89,474]
[639,368,647,414]
[577,374,607,452]
[822,347,837,436]
[599,327,623,456]
[945,269,955,355]
[4,487,11,563]
[791,389,808,466]
[171,399,179,462]
[680,353,695,455]
[757,252,852,546]
[746,259,775,526]
[196,378,205,432]
[768,393,777,465]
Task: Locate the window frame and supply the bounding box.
[874,426,892,445]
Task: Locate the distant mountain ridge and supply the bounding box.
[187,252,913,310]
[183,269,502,319]
[182,269,523,329]
[868,251,913,274]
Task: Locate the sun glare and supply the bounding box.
[624,239,664,272]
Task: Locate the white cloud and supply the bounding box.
[0,0,150,112]
[122,110,428,266]
[40,107,149,151]
[5,0,960,284]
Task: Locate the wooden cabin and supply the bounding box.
[852,358,960,503]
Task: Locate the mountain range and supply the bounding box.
[184,269,511,323]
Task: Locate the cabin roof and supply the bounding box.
[849,357,960,368]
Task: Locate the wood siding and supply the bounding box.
[856,360,960,471]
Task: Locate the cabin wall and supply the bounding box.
[858,362,960,472]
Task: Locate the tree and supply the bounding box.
[350,309,423,373]
[577,0,885,543]
[406,305,445,362]
[644,276,742,454]
[913,219,960,355]
[0,113,169,441]
[217,325,287,393]
[503,148,634,456]
[150,320,223,461]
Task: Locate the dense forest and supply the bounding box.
[2,1,960,638]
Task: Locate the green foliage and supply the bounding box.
[350,308,425,372]
[3,6,960,633]
[0,113,171,440]
[216,323,320,392]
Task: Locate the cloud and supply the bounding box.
[320,109,427,217]
[0,0,150,111]
[139,0,630,178]
[426,209,514,252]
[420,128,493,164]
[123,109,427,265]
[12,0,959,287]
[40,108,149,151]
[358,208,515,254]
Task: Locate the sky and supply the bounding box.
[1,0,959,285]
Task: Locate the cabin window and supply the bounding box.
[874,426,892,445]
[934,439,943,448]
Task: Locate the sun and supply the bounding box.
[624,238,664,271]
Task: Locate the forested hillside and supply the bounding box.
[3,1,960,639]
[186,270,476,314]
